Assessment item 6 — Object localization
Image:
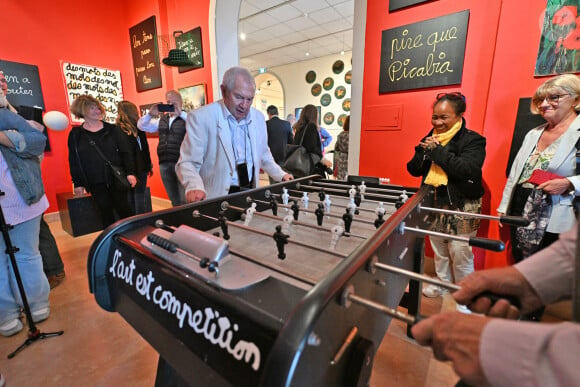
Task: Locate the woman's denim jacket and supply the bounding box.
[0,108,46,205]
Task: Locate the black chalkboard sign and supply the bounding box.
[129,16,162,92]
[379,10,469,93]
[506,98,546,177]
[389,0,433,12]
[175,27,204,73]
[0,59,45,110]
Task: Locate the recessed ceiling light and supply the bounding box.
[240,32,246,40]
[305,52,310,56]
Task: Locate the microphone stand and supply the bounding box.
[0,191,63,359]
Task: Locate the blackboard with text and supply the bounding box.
[389,0,433,12]
[129,16,162,92]
[175,27,204,73]
[379,10,469,93]
[0,59,45,109]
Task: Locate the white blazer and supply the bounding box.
[176,100,286,200]
[497,114,580,233]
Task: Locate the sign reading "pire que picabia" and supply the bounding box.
[379,10,470,93]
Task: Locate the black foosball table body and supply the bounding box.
[87,176,427,386]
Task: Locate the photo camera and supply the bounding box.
[157,103,175,113]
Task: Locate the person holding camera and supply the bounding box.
[137,90,187,206]
[176,66,291,202]
[406,92,486,310]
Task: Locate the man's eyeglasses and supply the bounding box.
[436,92,466,102]
[533,94,570,106]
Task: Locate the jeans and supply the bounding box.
[0,214,50,324]
[429,230,477,284]
[129,171,151,215]
[39,215,64,276]
[159,162,185,206]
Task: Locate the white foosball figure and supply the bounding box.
[348,185,357,199]
[301,192,309,210]
[347,198,357,215]
[244,202,257,226]
[283,214,293,234]
[323,194,332,214]
[359,181,366,199]
[399,190,409,203]
[282,187,289,212]
[375,202,386,217]
[329,220,345,250]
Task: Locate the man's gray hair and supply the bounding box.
[222,66,255,92]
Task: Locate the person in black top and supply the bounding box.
[67,95,135,227]
[116,100,153,214]
[266,105,293,183]
[291,104,332,176]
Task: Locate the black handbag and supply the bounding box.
[284,127,321,177]
[86,136,131,191]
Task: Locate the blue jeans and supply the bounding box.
[129,171,151,214]
[159,162,185,206]
[0,214,50,324]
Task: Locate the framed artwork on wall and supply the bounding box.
[179,84,207,112]
[175,27,204,73]
[129,16,162,92]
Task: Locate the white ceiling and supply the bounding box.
[239,0,354,73]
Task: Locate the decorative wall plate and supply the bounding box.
[342,98,351,111]
[311,83,322,96]
[321,93,331,106]
[334,86,346,99]
[345,70,352,84]
[323,112,335,125]
[323,77,334,90]
[332,60,344,74]
[338,114,347,127]
[305,70,316,83]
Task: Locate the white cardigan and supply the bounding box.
[497,115,580,233]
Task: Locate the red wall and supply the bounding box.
[362,0,550,268]
[3,0,212,212]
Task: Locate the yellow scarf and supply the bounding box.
[424,119,462,187]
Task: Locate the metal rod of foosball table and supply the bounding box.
[402,226,505,252]
[193,210,348,258]
[341,285,418,325]
[224,203,367,240]
[308,181,408,196]
[285,190,380,214]
[417,205,530,227]
[374,261,460,292]
[296,184,400,201]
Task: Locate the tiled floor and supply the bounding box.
[0,193,461,386]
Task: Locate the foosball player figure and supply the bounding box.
[282,214,293,234]
[244,202,257,226]
[395,190,409,209]
[374,212,385,229]
[218,211,230,240]
[324,194,332,214]
[353,191,361,214]
[347,198,357,216]
[291,200,300,221]
[282,187,289,205]
[270,198,278,216]
[348,185,357,199]
[315,203,325,226]
[375,202,386,217]
[342,208,353,235]
[318,188,326,202]
[359,181,366,199]
[329,220,345,250]
[273,225,289,260]
[301,191,309,209]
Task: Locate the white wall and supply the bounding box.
[266,52,353,152]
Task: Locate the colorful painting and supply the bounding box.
[311,83,322,96]
[332,60,344,74]
[321,93,332,106]
[535,1,580,76]
[305,70,316,83]
[178,84,206,112]
[323,112,335,125]
[323,77,334,90]
[335,86,347,99]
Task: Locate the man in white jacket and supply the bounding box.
[177,66,291,202]
[412,222,579,386]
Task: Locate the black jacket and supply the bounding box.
[267,116,294,164]
[406,119,486,206]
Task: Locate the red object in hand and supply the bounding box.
[526,169,564,185]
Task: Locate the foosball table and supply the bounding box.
[87,175,506,386]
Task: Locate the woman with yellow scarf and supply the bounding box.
[407,92,486,312]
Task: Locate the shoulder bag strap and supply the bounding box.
[74,129,91,188]
[82,129,115,168]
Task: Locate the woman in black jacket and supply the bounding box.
[68,95,135,227]
[407,92,486,309]
[116,100,153,214]
[291,104,331,176]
